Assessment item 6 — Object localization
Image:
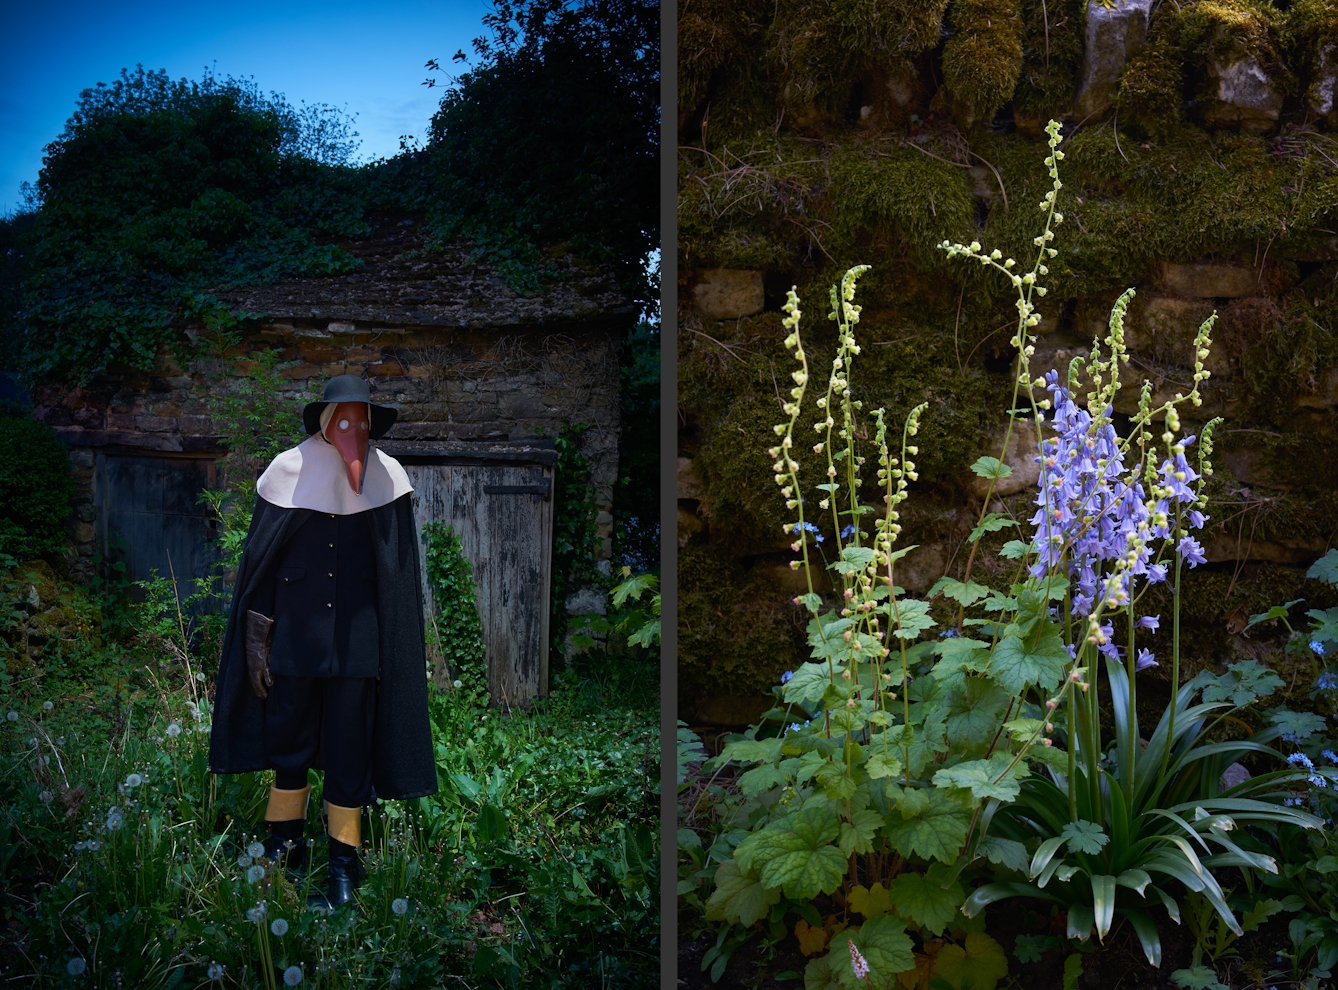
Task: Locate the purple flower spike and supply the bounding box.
[1137,614,1160,631]
[1135,648,1158,671]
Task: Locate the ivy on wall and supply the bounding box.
[0,0,660,385]
[422,521,489,705]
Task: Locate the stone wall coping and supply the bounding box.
[53,428,226,454]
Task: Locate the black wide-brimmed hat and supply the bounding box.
[302,375,398,440]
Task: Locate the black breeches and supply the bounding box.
[266,675,376,808]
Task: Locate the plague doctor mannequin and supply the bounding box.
[209,375,437,910]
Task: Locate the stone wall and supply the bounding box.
[33,317,623,585]
[677,0,1338,726]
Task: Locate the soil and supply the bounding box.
[676,900,1305,989]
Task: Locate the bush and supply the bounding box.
[0,413,73,560]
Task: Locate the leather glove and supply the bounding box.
[245,610,275,699]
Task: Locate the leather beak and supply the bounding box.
[324,402,371,495]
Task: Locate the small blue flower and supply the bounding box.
[938,629,960,639]
[1323,750,1338,764]
[1317,673,1338,692]
[1312,640,1327,656]
[780,671,794,684]
[1289,752,1316,770]
[841,525,857,539]
[787,723,804,735]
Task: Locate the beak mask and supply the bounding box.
[323,401,371,495]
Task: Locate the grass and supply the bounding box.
[0,579,659,989]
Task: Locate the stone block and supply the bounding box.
[179,415,213,434]
[678,506,704,547]
[73,522,95,543]
[499,393,548,419]
[1075,0,1154,117]
[969,421,1040,498]
[366,362,405,378]
[1308,44,1338,128]
[749,561,832,595]
[1154,262,1257,298]
[1296,367,1338,408]
[136,415,178,433]
[1127,295,1215,368]
[899,544,949,595]
[678,456,703,500]
[327,322,356,335]
[692,269,764,320]
[149,401,182,418]
[343,347,381,363]
[1203,57,1283,133]
[565,586,607,616]
[68,449,94,470]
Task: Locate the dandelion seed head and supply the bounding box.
[247,841,266,859]
[43,701,53,711]
[284,965,304,985]
[124,773,142,789]
[165,723,181,738]
[67,957,86,976]
[247,864,265,883]
[207,961,225,981]
[392,897,409,916]
[270,918,289,936]
[237,854,253,869]
[6,711,16,722]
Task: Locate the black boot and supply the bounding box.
[262,818,309,872]
[308,838,361,912]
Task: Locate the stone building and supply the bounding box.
[31,219,637,702]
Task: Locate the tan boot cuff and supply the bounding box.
[325,801,361,847]
[265,784,311,822]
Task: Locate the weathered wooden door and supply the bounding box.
[94,453,219,605]
[400,454,555,705]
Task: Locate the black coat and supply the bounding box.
[208,493,438,801]
[252,511,382,679]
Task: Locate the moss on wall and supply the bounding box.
[678,0,1338,722]
[943,0,1026,128]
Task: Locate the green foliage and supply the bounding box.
[550,423,602,663]
[0,584,658,987]
[680,133,1333,982]
[18,66,367,383]
[422,522,488,701]
[0,411,74,559]
[614,320,661,573]
[424,0,658,301]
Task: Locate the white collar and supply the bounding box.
[255,435,413,514]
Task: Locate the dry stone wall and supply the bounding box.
[678,0,1338,726]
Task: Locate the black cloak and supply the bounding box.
[208,493,438,801]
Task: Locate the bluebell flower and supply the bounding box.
[1312,640,1327,657]
[1177,536,1207,568]
[1135,649,1158,671]
[1137,615,1160,632]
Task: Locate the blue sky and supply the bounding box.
[0,0,489,215]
